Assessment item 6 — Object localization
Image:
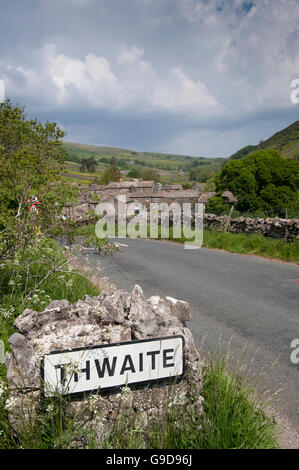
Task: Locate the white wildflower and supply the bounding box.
[0,306,15,320]
[121,384,133,406]
[46,403,55,414]
[88,394,101,416]
[4,396,19,411]
[65,360,81,377]
[0,380,8,398]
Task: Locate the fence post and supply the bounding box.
[224,205,234,232]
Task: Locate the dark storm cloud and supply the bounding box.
[1,0,299,156]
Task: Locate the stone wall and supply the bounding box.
[4,284,203,447]
[203,213,299,241]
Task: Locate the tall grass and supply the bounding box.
[74,222,299,263]
[0,237,100,381]
[152,226,299,263]
[0,352,278,449]
[202,230,299,263]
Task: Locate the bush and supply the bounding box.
[205,195,231,215]
[215,149,299,213]
[127,167,141,178]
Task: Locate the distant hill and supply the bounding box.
[63,141,222,163]
[63,141,225,185]
[229,120,299,161]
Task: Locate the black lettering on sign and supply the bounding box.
[163,348,174,368]
[120,354,136,375]
[139,352,143,372]
[146,350,160,370]
[42,335,184,398]
[74,360,90,382]
[95,357,117,378]
[55,364,66,384]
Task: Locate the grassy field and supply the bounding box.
[63,141,224,185]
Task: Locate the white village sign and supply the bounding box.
[41,336,185,397]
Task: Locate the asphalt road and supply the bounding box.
[74,237,299,436]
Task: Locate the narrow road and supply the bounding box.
[73,237,299,442]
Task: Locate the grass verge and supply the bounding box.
[0,352,278,449]
[0,237,100,381]
[198,229,298,263]
[75,222,299,264]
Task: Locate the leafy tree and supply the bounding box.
[205,196,231,215]
[189,167,213,182]
[80,156,97,172]
[140,168,160,183]
[127,167,141,178]
[99,158,121,185]
[214,149,299,214]
[65,153,81,164]
[0,100,78,260]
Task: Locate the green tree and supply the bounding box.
[80,156,97,172]
[140,168,160,183]
[189,167,212,182]
[214,149,299,214]
[205,196,231,215]
[127,167,141,178]
[99,158,121,185]
[0,100,78,260]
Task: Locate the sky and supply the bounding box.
[1,0,299,157]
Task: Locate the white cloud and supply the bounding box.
[1,0,299,155]
[1,43,219,116]
[152,66,219,113]
[117,45,145,64]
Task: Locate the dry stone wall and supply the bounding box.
[203,213,299,241]
[4,284,203,447]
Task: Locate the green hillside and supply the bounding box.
[230,120,299,161]
[63,141,225,185]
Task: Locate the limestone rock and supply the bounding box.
[166,296,191,322]
[5,283,202,447]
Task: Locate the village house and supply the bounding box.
[126,189,202,212]
[63,181,237,222]
[104,181,156,193]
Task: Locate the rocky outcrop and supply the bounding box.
[5,285,202,447]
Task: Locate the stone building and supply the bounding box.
[126,190,202,212]
[105,181,155,193]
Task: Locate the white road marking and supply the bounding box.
[114,242,129,247]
